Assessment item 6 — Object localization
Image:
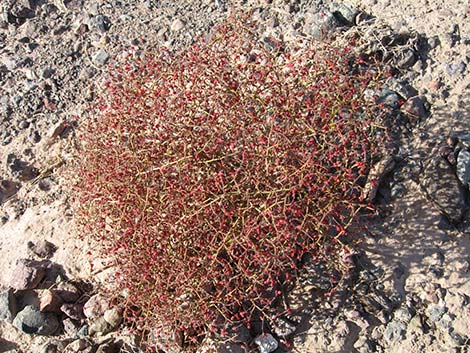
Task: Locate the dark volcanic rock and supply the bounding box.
[12,305,59,335]
[9,259,46,290]
[421,156,466,223]
[27,239,57,259]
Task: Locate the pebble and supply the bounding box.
[54,282,80,303]
[376,88,401,109]
[384,320,406,342]
[304,10,339,40]
[386,78,418,99]
[393,307,413,323]
[39,289,63,312]
[24,79,38,92]
[408,315,423,333]
[61,303,85,321]
[28,129,42,143]
[353,336,375,353]
[426,304,446,322]
[62,317,80,336]
[443,61,466,76]
[254,333,278,353]
[27,240,57,259]
[64,339,91,353]
[13,305,59,335]
[452,131,470,149]
[92,49,109,67]
[76,324,89,338]
[88,316,114,336]
[390,183,405,198]
[396,49,417,69]
[329,3,359,24]
[88,15,110,32]
[0,289,17,322]
[83,294,109,320]
[438,313,453,330]
[171,18,185,31]
[103,307,122,328]
[448,330,467,347]
[9,259,46,290]
[401,95,428,119]
[95,343,119,353]
[456,149,470,188]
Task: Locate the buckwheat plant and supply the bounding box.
[69,14,389,351]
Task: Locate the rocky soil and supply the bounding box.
[0,0,469,352]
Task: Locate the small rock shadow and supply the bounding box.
[0,338,18,353]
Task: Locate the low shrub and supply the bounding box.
[69,14,389,351]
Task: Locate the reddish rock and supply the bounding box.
[83,294,109,320]
[61,303,85,321]
[39,289,63,312]
[9,259,46,290]
[53,282,80,303]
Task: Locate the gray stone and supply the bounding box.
[421,156,466,223]
[254,334,278,353]
[394,307,413,323]
[384,320,406,342]
[304,10,339,40]
[92,49,109,67]
[448,330,467,347]
[76,325,89,338]
[426,304,446,322]
[396,49,417,69]
[385,78,417,99]
[103,307,122,329]
[9,259,46,290]
[330,2,359,24]
[401,96,428,119]
[451,132,470,150]
[438,313,453,330]
[89,316,114,336]
[443,61,466,76]
[27,240,57,259]
[88,15,110,32]
[456,149,470,188]
[376,88,401,109]
[0,289,17,322]
[13,305,59,335]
